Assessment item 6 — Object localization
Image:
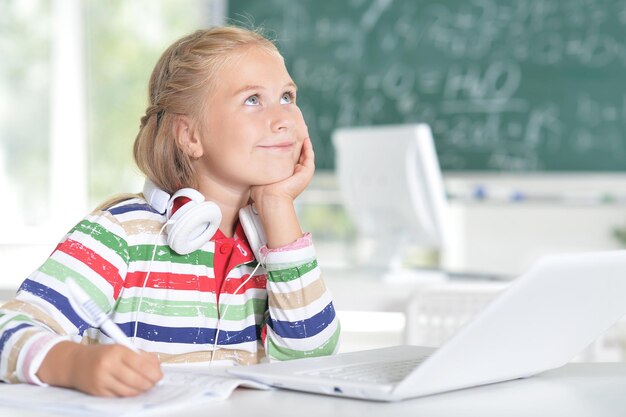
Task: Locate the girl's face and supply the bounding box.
[194,46,308,190]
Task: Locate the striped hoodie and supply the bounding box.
[0,198,340,384]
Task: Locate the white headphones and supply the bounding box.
[142,179,267,261]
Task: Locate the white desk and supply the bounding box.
[1,363,626,417]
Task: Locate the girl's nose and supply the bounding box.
[269,104,296,132]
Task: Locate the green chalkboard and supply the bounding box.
[228,0,626,171]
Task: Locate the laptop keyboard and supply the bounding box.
[300,356,428,384]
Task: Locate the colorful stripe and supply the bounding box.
[267,324,341,360]
[0,323,31,353]
[0,197,340,384]
[127,244,213,264]
[70,220,129,264]
[56,239,123,298]
[115,296,266,321]
[269,302,336,339]
[266,260,318,283]
[124,271,266,294]
[118,321,260,345]
[37,259,111,312]
[108,202,158,215]
[18,280,89,332]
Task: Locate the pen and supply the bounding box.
[66,279,139,353]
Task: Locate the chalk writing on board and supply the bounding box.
[230,0,626,171]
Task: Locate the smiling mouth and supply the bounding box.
[257,142,295,151]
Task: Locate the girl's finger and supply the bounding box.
[109,364,155,396]
[300,137,315,168]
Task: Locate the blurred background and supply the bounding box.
[0,0,359,286]
[1,0,221,281]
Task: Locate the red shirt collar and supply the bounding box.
[211,222,254,261]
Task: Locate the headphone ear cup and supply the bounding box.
[167,199,222,255]
[239,204,267,263]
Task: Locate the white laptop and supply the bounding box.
[229,250,626,401]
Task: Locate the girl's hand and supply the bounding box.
[249,136,315,249]
[38,341,163,397]
[250,136,315,204]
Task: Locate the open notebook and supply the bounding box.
[229,250,626,401]
[0,367,268,416]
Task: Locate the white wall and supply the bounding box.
[443,173,626,276]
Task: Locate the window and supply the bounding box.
[0,0,51,230]
[1,0,221,289]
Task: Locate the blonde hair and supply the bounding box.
[133,26,281,195]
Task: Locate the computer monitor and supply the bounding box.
[332,124,451,271]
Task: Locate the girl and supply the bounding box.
[0,26,340,397]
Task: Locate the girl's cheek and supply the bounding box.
[292,105,304,122]
[293,106,309,137]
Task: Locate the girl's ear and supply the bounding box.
[173,115,203,159]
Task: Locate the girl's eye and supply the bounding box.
[280,92,295,104]
[244,95,260,106]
